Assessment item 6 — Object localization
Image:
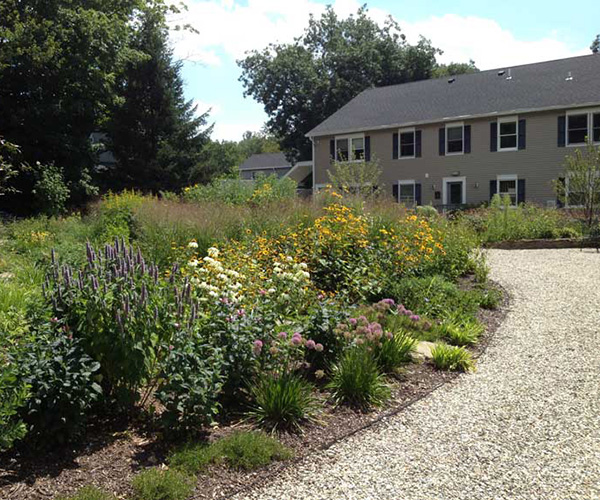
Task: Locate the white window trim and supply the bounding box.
[566,108,600,147]
[445,121,464,156]
[496,174,519,206]
[497,116,519,152]
[334,133,365,162]
[397,179,416,204]
[442,176,466,205]
[398,127,416,159]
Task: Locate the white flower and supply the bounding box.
[268,288,276,294]
[298,262,308,270]
[302,271,310,279]
[187,241,198,249]
[203,256,214,264]
[207,247,220,258]
[187,259,198,268]
[286,256,293,263]
[208,290,219,298]
[217,273,228,282]
[280,293,290,301]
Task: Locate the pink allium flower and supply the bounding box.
[237,309,246,317]
[169,345,174,350]
[291,335,302,346]
[358,315,368,325]
[422,320,432,331]
[410,314,420,322]
[306,339,316,350]
[315,343,324,352]
[385,331,393,340]
[404,309,413,316]
[349,318,358,326]
[50,317,59,323]
[278,331,287,339]
[259,289,267,295]
[252,339,263,354]
[269,346,279,355]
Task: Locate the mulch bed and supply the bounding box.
[0,283,509,500]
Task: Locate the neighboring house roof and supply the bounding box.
[307,54,600,137]
[239,152,291,170]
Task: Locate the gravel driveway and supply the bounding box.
[235,249,600,500]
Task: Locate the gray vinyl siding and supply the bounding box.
[313,109,582,206]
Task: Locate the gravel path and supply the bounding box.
[235,249,600,500]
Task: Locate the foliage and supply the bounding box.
[169,431,292,475]
[591,34,600,54]
[30,162,70,216]
[107,7,211,193]
[431,344,475,372]
[415,205,439,219]
[432,60,479,78]
[327,160,383,199]
[239,5,442,161]
[0,0,144,210]
[182,174,297,206]
[375,329,417,373]
[16,333,102,446]
[0,137,21,197]
[0,363,29,451]
[56,486,117,500]
[328,347,390,409]
[461,198,582,243]
[438,316,484,346]
[131,468,195,500]
[556,139,600,227]
[247,372,318,431]
[154,329,224,432]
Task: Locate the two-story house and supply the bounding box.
[306,54,600,207]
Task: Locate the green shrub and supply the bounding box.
[131,468,194,500]
[375,330,416,373]
[169,432,292,475]
[31,162,70,216]
[415,205,438,218]
[56,485,117,500]
[431,344,475,372]
[438,317,483,346]
[17,333,102,446]
[328,347,390,409]
[0,364,29,451]
[247,372,318,431]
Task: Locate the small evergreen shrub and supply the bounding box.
[131,468,194,500]
[247,372,318,431]
[328,347,390,408]
[431,344,475,372]
[56,485,117,500]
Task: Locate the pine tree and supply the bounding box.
[107,7,210,192]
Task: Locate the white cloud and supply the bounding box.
[192,99,221,117]
[171,1,586,68]
[211,120,265,141]
[400,14,587,70]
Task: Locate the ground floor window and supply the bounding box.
[398,180,415,205]
[497,175,518,206]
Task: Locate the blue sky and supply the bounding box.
[170,0,598,141]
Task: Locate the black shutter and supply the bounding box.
[558,116,566,147]
[439,128,445,156]
[517,179,526,204]
[330,139,335,161]
[392,133,399,159]
[364,136,371,161]
[464,125,471,153]
[392,183,399,202]
[490,122,498,152]
[518,119,526,150]
[557,177,565,207]
[415,130,422,157]
[489,180,497,200]
[415,183,422,205]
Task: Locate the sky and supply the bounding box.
[168,0,598,141]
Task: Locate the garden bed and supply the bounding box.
[486,237,600,250]
[0,283,508,500]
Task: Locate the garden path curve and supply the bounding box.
[234,249,600,500]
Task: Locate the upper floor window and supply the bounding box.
[446,123,464,154]
[399,128,415,158]
[335,134,364,161]
[566,110,600,146]
[498,116,518,151]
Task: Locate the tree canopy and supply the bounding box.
[238,6,476,162]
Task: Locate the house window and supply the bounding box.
[335,134,364,162]
[497,175,518,206]
[594,113,600,143]
[498,116,518,150]
[399,128,415,158]
[567,113,588,145]
[446,124,464,154]
[398,180,415,205]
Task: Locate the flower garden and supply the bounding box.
[0,189,504,500]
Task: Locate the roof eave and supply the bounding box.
[305,100,600,138]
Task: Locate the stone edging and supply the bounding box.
[486,238,600,250]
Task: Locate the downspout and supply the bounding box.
[310,136,315,197]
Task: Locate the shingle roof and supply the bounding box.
[307,54,600,137]
[239,152,290,170]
